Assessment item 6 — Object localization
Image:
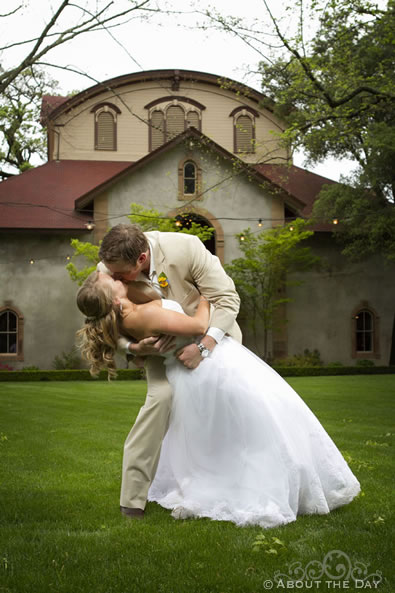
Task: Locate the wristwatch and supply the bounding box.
[197,342,210,358]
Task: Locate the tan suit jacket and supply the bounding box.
[127,231,242,342]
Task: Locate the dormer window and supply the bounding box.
[146,97,205,151]
[230,106,259,154]
[91,102,121,151]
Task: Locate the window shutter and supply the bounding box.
[167,105,185,139]
[186,111,199,130]
[235,115,254,153]
[96,112,115,150]
[151,111,165,150]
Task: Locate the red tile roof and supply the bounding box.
[255,163,336,231]
[0,160,132,230]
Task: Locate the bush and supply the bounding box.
[52,347,82,370]
[356,359,375,367]
[273,349,323,368]
[0,369,144,382]
[326,362,344,368]
[0,362,13,371]
[22,365,40,371]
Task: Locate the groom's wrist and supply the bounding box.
[200,335,216,352]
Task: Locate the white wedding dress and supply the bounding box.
[148,300,360,528]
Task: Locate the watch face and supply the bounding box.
[201,349,209,358]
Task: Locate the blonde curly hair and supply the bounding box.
[76,271,120,380]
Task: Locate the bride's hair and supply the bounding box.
[76,271,120,380]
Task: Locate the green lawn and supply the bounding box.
[0,376,394,593]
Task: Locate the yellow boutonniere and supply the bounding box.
[158,272,169,288]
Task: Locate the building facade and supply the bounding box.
[1,69,393,368]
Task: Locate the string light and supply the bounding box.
[66,255,71,261]
[289,225,294,231]
[333,218,339,225]
[258,219,262,227]
[240,235,245,241]
[29,259,35,265]
[85,221,95,230]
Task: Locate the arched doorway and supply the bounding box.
[174,212,216,255]
[167,207,225,263]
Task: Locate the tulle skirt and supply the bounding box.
[148,337,360,527]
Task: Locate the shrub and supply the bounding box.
[22,365,40,371]
[273,349,323,367]
[0,362,13,371]
[356,359,375,367]
[52,347,82,370]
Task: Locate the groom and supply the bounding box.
[98,223,241,519]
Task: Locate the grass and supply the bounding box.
[0,376,394,593]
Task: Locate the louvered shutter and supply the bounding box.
[235,115,253,153]
[151,111,165,150]
[167,105,185,139]
[186,111,199,130]
[96,111,115,150]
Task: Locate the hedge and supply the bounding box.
[0,366,394,381]
[272,366,395,377]
[0,369,144,382]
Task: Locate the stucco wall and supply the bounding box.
[104,142,277,264]
[0,233,90,369]
[286,234,395,365]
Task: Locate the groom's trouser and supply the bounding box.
[120,356,172,510]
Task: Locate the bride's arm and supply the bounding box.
[124,296,210,340]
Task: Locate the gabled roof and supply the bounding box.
[0,128,336,231]
[0,160,131,230]
[256,163,336,231]
[72,127,306,212]
[42,69,275,123]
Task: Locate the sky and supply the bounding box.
[1,0,355,180]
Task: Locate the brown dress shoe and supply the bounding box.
[120,505,144,519]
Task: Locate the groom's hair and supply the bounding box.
[99,223,149,265]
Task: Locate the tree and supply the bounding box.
[202,0,395,260]
[0,67,58,177]
[67,203,214,284]
[225,219,319,359]
[0,1,157,95]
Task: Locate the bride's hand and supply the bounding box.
[131,334,176,356]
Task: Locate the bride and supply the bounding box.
[76,270,360,528]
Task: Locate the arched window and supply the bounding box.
[229,106,258,154]
[151,110,165,150]
[235,114,254,153]
[186,110,200,129]
[146,98,204,151]
[183,161,196,194]
[0,305,24,361]
[91,102,121,151]
[351,304,380,360]
[356,310,373,352]
[178,158,201,200]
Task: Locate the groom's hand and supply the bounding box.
[176,336,216,369]
[130,335,176,356]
